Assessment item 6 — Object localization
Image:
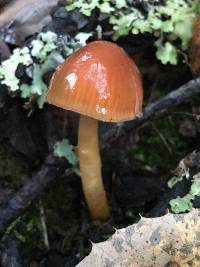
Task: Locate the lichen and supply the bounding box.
[66,0,200,64]
[0,47,32,91]
[54,139,78,166]
[170,172,200,213]
[0,31,92,108]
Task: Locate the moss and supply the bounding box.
[0,143,30,189]
[130,113,195,174]
[14,173,82,259]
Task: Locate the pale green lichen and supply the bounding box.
[66,0,200,64]
[0,47,32,91]
[65,0,120,16]
[170,195,194,213]
[112,0,199,64]
[155,41,178,65]
[21,51,64,108]
[65,0,127,16]
[54,139,78,166]
[31,31,58,61]
[0,31,92,108]
[170,173,200,213]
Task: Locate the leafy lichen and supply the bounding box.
[54,139,78,166]
[170,173,200,213]
[31,31,58,61]
[0,31,92,108]
[66,0,200,64]
[0,47,32,91]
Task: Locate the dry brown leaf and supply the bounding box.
[0,0,59,44]
[77,209,200,267]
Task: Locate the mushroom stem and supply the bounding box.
[78,115,110,220]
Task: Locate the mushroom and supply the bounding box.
[46,41,143,220]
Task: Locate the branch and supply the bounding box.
[145,176,191,217]
[0,235,24,267]
[0,154,66,236]
[146,151,200,218]
[103,78,200,144]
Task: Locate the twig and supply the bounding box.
[39,199,50,249]
[145,176,191,217]
[102,78,200,145]
[145,151,200,218]
[151,122,173,155]
[172,111,200,121]
[172,112,198,118]
[0,234,23,267]
[0,154,66,237]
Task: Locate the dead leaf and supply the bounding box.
[77,209,200,267]
[0,0,59,44]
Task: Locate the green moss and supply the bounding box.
[17,173,81,258]
[129,114,194,172]
[0,144,30,188]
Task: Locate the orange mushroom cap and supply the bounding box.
[46,41,143,122]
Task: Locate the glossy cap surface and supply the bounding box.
[46,41,143,122]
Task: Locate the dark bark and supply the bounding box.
[146,151,200,218]
[145,176,191,217]
[0,235,23,267]
[0,154,66,236]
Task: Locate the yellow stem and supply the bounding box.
[78,115,110,220]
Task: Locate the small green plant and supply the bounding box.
[66,0,200,64]
[0,31,92,108]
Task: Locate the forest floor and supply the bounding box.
[0,1,200,267]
